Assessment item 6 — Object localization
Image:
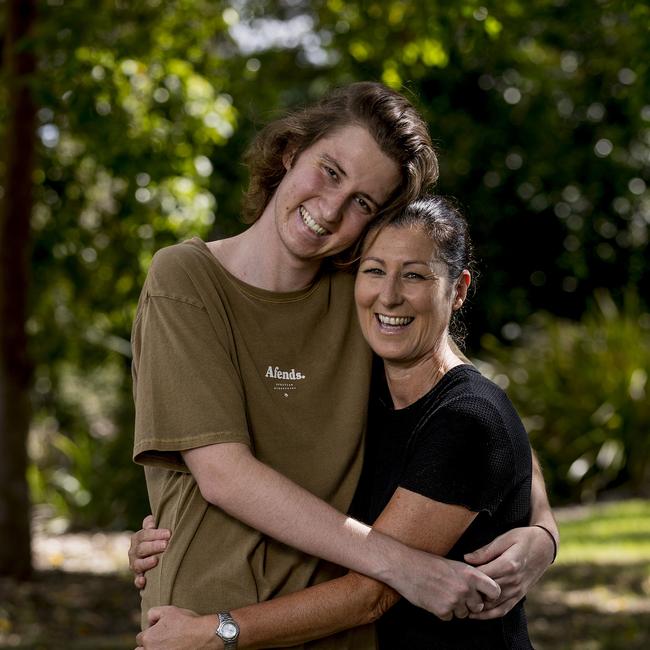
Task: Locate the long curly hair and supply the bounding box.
[241,82,438,225]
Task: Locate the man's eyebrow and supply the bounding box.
[321,154,347,178]
[321,154,381,210]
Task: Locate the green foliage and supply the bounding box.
[29,359,148,529]
[477,291,650,503]
[1,0,645,527]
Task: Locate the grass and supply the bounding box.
[555,499,650,564]
[1,499,649,648]
[526,499,650,650]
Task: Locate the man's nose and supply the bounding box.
[320,191,346,224]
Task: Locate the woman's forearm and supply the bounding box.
[225,488,479,648]
[183,443,497,617]
[232,572,396,649]
[529,451,559,550]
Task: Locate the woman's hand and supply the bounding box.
[128,515,171,590]
[463,525,556,619]
[387,550,500,620]
[135,606,218,650]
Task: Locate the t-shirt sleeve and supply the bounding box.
[132,249,250,472]
[399,397,516,515]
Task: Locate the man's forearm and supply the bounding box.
[185,444,412,591]
[183,443,498,616]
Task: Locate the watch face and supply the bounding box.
[222,622,238,639]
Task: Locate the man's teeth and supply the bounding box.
[377,314,414,326]
[300,206,328,236]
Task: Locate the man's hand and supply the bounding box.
[128,515,171,590]
[135,606,217,650]
[394,551,500,621]
[463,525,556,619]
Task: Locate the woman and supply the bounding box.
[135,196,538,649]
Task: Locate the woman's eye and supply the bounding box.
[362,267,384,275]
[404,272,425,280]
[325,166,338,180]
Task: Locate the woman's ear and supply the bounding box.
[452,270,471,311]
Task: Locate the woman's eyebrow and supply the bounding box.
[360,257,431,267]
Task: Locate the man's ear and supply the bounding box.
[282,144,298,171]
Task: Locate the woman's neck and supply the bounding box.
[384,343,463,409]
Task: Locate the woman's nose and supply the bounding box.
[379,276,403,306]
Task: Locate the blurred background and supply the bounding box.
[0,0,648,648]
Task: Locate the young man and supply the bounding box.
[131,82,558,649]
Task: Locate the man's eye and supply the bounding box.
[356,197,371,212]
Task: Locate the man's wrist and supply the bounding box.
[216,611,240,649]
[366,527,418,589]
[199,615,222,649]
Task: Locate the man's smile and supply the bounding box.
[299,205,330,237]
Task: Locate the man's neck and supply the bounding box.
[206,218,322,293]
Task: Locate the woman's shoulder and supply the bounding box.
[433,365,524,434]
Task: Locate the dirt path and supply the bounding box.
[1,527,649,649]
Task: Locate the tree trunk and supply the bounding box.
[0,0,37,579]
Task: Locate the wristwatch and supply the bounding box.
[215,611,240,649]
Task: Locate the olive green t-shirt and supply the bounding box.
[132,238,375,649]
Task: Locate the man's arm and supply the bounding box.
[183,442,499,619]
[464,449,558,619]
[136,487,485,649]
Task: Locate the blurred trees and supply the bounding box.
[0,0,36,579]
[0,0,647,540]
[480,290,650,503]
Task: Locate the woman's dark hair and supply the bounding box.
[384,195,474,284]
[241,81,438,223]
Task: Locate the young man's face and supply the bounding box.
[271,124,401,263]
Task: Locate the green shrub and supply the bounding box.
[28,356,149,531]
[476,290,650,503]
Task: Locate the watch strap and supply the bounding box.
[216,611,240,649]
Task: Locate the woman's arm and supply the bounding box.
[463,449,559,620]
[182,442,498,619]
[129,448,554,621]
[136,487,480,650]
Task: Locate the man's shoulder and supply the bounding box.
[149,237,207,279]
[146,238,215,302]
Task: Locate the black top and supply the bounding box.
[351,364,533,649]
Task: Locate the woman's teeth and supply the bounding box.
[300,206,328,236]
[377,314,414,326]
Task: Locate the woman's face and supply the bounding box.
[354,224,468,365]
